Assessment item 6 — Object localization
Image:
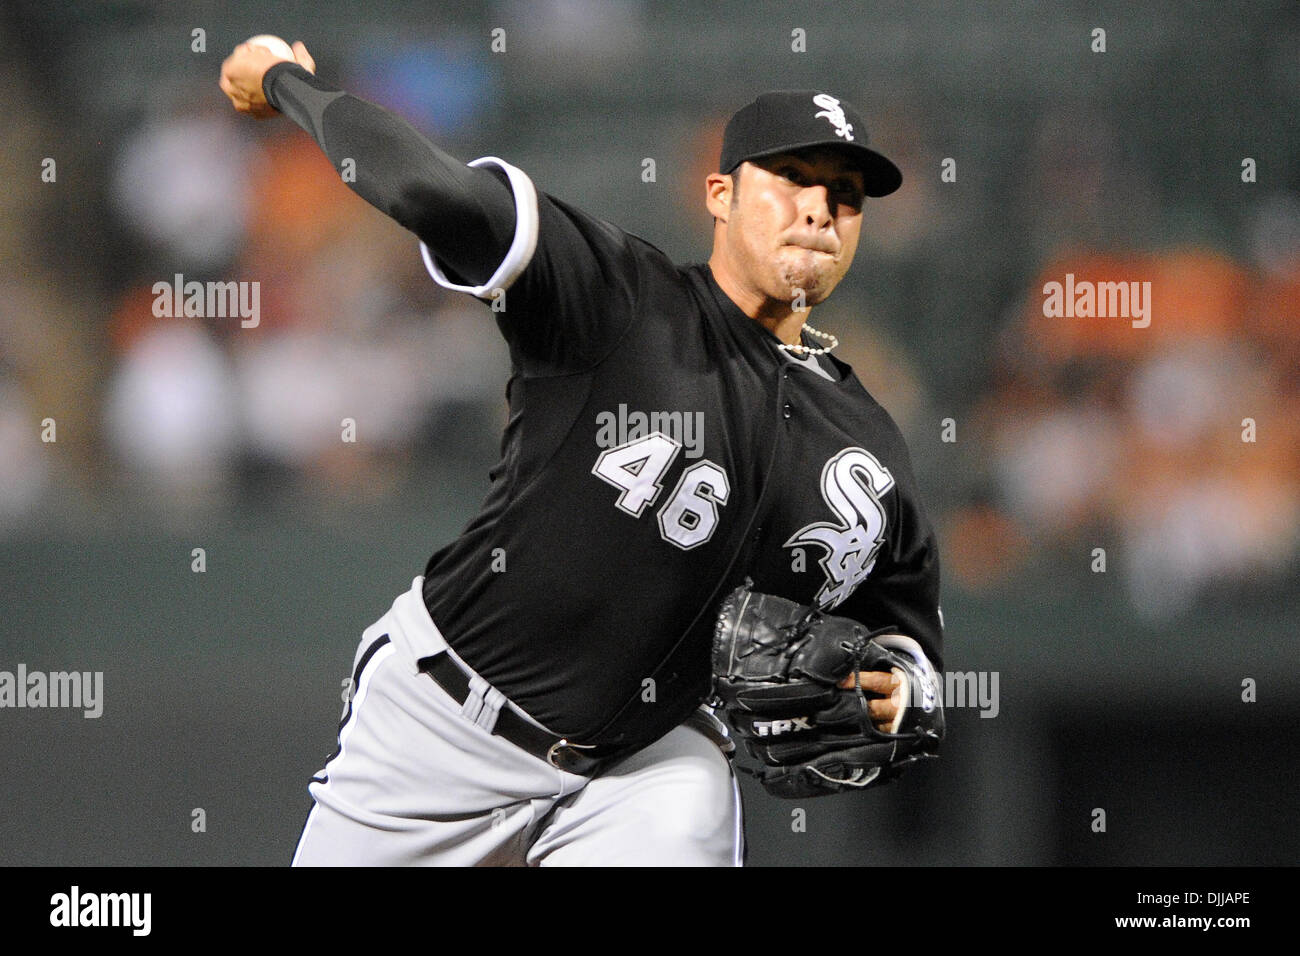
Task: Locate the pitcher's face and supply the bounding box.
[720,148,865,307]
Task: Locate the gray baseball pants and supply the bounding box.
[292,577,744,866]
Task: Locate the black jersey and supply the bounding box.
[260,64,943,757]
[419,158,943,754]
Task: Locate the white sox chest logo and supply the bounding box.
[785,447,894,609]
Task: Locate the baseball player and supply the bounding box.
[220,39,944,866]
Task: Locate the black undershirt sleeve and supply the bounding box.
[263,61,642,375]
[261,61,516,287]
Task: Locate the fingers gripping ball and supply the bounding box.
[711,581,944,798]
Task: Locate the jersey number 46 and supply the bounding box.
[591,432,730,550]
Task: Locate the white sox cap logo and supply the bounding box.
[812,93,854,141]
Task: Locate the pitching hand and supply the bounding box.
[220,40,316,119]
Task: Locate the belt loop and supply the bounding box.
[476,684,505,733]
[461,674,489,727]
[420,651,610,774]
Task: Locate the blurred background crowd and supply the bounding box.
[1,0,1297,864]
[3,0,1295,620]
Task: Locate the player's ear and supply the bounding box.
[705,172,734,221]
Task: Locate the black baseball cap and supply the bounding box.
[720,90,902,197]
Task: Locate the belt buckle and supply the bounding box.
[546,738,598,773]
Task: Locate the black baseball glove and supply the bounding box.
[711,581,944,798]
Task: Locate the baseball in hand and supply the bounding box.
[244,34,295,60]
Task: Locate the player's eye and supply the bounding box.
[777,166,808,185]
[832,183,864,211]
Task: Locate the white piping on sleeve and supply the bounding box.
[418,156,540,299]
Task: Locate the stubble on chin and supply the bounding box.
[776,256,834,305]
